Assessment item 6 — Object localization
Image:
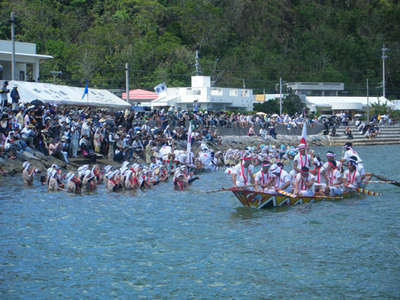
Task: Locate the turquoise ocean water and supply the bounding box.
[0,145,399,299]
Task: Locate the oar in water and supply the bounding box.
[355,187,382,196]
[206,185,254,193]
[371,173,400,187]
[276,189,296,198]
[363,180,396,184]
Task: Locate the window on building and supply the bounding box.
[19,71,25,81]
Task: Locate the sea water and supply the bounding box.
[0,145,399,299]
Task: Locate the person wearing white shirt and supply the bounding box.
[324,160,343,196]
[295,166,315,197]
[342,142,362,165]
[254,161,274,193]
[293,143,312,173]
[311,156,327,195]
[322,151,342,173]
[232,157,254,188]
[343,160,362,193]
[272,163,292,193]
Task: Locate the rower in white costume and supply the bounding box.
[310,156,327,194]
[272,163,292,194]
[231,156,255,188]
[254,161,274,193]
[323,151,342,173]
[290,143,312,189]
[324,160,343,196]
[295,166,315,197]
[343,159,362,193]
[342,142,366,177]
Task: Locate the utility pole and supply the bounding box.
[366,78,370,122]
[11,12,16,81]
[125,63,129,103]
[195,49,199,75]
[279,77,282,115]
[382,44,389,98]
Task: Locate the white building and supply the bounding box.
[305,96,394,113]
[0,40,53,81]
[151,76,254,111]
[287,82,344,96]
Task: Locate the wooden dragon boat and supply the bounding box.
[231,188,356,209]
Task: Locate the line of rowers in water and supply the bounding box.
[227,141,371,197]
[19,141,292,193]
[21,160,201,193]
[20,140,368,196]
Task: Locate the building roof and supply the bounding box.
[122,89,158,101]
[7,80,130,108]
[0,51,53,60]
[305,96,394,111]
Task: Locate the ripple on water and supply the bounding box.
[0,145,400,298]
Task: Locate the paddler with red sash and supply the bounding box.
[342,142,366,177]
[254,161,274,193]
[107,170,123,192]
[343,159,362,193]
[66,172,82,194]
[295,166,315,197]
[291,143,312,175]
[124,168,139,190]
[323,151,342,173]
[311,156,327,195]
[231,156,255,188]
[324,160,343,196]
[271,163,292,194]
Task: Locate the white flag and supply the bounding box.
[154,82,167,94]
[186,121,192,164]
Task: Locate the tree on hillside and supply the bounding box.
[254,93,305,115]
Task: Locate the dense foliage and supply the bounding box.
[254,93,305,115]
[1,0,399,97]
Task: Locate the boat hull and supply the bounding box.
[231,188,354,209]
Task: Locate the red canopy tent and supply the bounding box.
[122,89,158,103]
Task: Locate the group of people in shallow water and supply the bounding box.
[21,138,368,197]
[22,160,200,193]
[229,141,370,197]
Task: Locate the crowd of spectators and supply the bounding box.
[0,87,323,164]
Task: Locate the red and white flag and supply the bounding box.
[300,120,307,146]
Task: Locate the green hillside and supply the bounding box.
[1,0,399,97]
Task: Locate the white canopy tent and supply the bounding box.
[6,80,130,108]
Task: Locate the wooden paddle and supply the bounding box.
[206,185,254,193]
[355,187,382,196]
[363,180,397,184]
[276,189,296,198]
[371,173,400,187]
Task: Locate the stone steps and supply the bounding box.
[329,125,400,146]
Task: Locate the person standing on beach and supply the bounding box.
[10,85,20,112]
[0,81,9,112]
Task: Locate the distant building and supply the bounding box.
[287,82,344,96]
[151,76,254,111]
[254,94,288,103]
[391,100,400,111]
[0,40,53,82]
[122,89,158,105]
[305,96,394,113]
